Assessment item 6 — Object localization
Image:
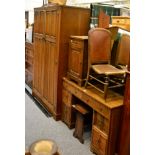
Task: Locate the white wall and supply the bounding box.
[25,0,43,24]
[25,0,129,24]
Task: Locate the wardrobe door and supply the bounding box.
[42,39,57,114]
[33,35,45,98]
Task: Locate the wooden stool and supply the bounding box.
[72,104,90,144]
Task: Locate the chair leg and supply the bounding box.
[104,76,109,100]
[84,67,90,88]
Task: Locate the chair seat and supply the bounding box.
[92,64,126,75]
[116,65,129,72]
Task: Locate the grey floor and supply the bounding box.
[25,87,95,155]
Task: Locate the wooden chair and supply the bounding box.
[106,26,119,50]
[111,33,130,84]
[98,9,110,29]
[85,28,128,100]
[115,34,130,71]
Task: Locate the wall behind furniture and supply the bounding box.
[25,0,78,24]
[25,0,129,25]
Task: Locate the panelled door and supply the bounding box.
[68,40,83,78]
[33,9,45,98]
[33,35,45,97]
[42,40,57,113]
[42,8,60,113]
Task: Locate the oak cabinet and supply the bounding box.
[33,5,90,120]
[67,36,88,86]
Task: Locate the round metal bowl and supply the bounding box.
[30,139,58,155]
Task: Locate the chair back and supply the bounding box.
[115,34,130,66]
[106,26,119,49]
[88,28,112,65]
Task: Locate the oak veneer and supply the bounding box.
[33,5,90,120]
[67,36,88,86]
[62,77,123,155]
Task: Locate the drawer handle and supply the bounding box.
[117,20,120,23]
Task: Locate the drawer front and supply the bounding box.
[91,126,108,155]
[62,89,72,106]
[70,39,83,50]
[81,94,110,119]
[112,17,130,26]
[93,111,109,134]
[63,81,83,99]
[112,18,126,24]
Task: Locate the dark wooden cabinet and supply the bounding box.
[67,36,88,86]
[33,5,90,120]
[25,42,34,88]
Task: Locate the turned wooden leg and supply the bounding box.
[104,76,109,100]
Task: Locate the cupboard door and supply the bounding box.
[34,11,39,33]
[45,10,59,37]
[33,36,44,96]
[42,40,57,112]
[68,40,83,78]
[34,10,45,34]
